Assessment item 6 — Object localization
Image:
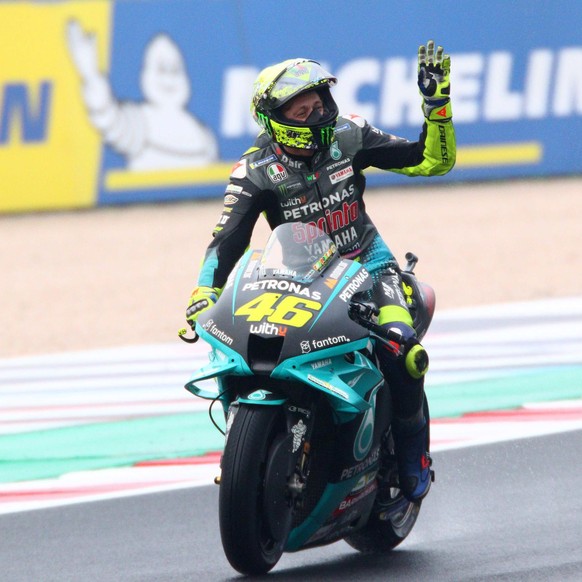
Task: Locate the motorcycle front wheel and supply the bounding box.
[218,404,289,575]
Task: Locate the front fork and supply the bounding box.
[282,403,316,505]
[217,399,316,502]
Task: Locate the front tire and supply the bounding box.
[219,404,289,575]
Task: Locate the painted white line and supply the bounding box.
[1,297,581,514]
[0,465,220,515]
[0,343,210,434]
[1,400,581,515]
[431,403,582,451]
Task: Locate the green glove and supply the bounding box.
[186,286,220,327]
[418,40,452,121]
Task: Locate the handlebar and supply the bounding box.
[403,252,418,274]
[179,301,404,352]
[348,299,405,350]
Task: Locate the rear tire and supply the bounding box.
[219,404,289,575]
[346,396,430,553]
[345,495,421,553]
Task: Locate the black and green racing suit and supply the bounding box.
[197,111,456,418]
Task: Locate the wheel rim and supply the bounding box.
[379,487,420,537]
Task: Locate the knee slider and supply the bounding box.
[404,342,429,379]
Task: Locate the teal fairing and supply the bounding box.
[185,227,382,417]
[183,223,427,561]
[185,333,381,416]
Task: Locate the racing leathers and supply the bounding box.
[197,110,455,426]
[200,113,454,287]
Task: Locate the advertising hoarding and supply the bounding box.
[1,0,580,212]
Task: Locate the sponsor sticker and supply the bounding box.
[381,281,395,299]
[344,113,366,128]
[329,166,354,185]
[334,122,351,134]
[335,481,377,513]
[249,322,288,336]
[278,181,304,196]
[311,335,350,349]
[340,446,381,480]
[311,358,332,369]
[328,261,348,279]
[280,153,304,169]
[249,154,277,169]
[267,163,288,183]
[224,194,238,205]
[281,195,307,208]
[339,270,369,302]
[326,158,351,172]
[225,183,243,195]
[241,280,321,300]
[291,419,307,453]
[202,319,234,346]
[230,158,247,179]
[312,246,336,272]
[307,374,349,400]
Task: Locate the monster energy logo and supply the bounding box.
[256,111,272,136]
[320,125,334,146]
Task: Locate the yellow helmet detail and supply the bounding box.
[251,59,339,150]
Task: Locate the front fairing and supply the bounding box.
[184,225,393,552]
[197,253,371,361]
[186,223,379,412]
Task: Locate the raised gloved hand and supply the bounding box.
[417,40,452,121]
[186,286,220,328]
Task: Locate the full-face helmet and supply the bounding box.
[251,58,339,150]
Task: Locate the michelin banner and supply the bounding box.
[1,0,581,212]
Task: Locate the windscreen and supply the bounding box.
[258,223,339,283]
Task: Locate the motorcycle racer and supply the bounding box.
[186,41,456,501]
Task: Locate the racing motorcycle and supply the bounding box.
[180,222,435,575]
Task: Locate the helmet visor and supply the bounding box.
[265,60,337,110]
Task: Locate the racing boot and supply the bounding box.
[392,415,433,502]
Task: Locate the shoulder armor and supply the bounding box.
[340,113,367,128]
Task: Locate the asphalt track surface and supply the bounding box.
[3,428,582,581]
[2,297,581,579]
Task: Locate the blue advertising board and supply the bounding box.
[2,0,581,211]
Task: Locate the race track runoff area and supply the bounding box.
[1,297,581,513]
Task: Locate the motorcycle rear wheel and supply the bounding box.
[346,396,430,553]
[344,494,421,553]
[218,404,289,575]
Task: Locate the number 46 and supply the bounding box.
[235,292,321,328]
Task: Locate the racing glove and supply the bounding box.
[186,286,220,328]
[417,40,452,122]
